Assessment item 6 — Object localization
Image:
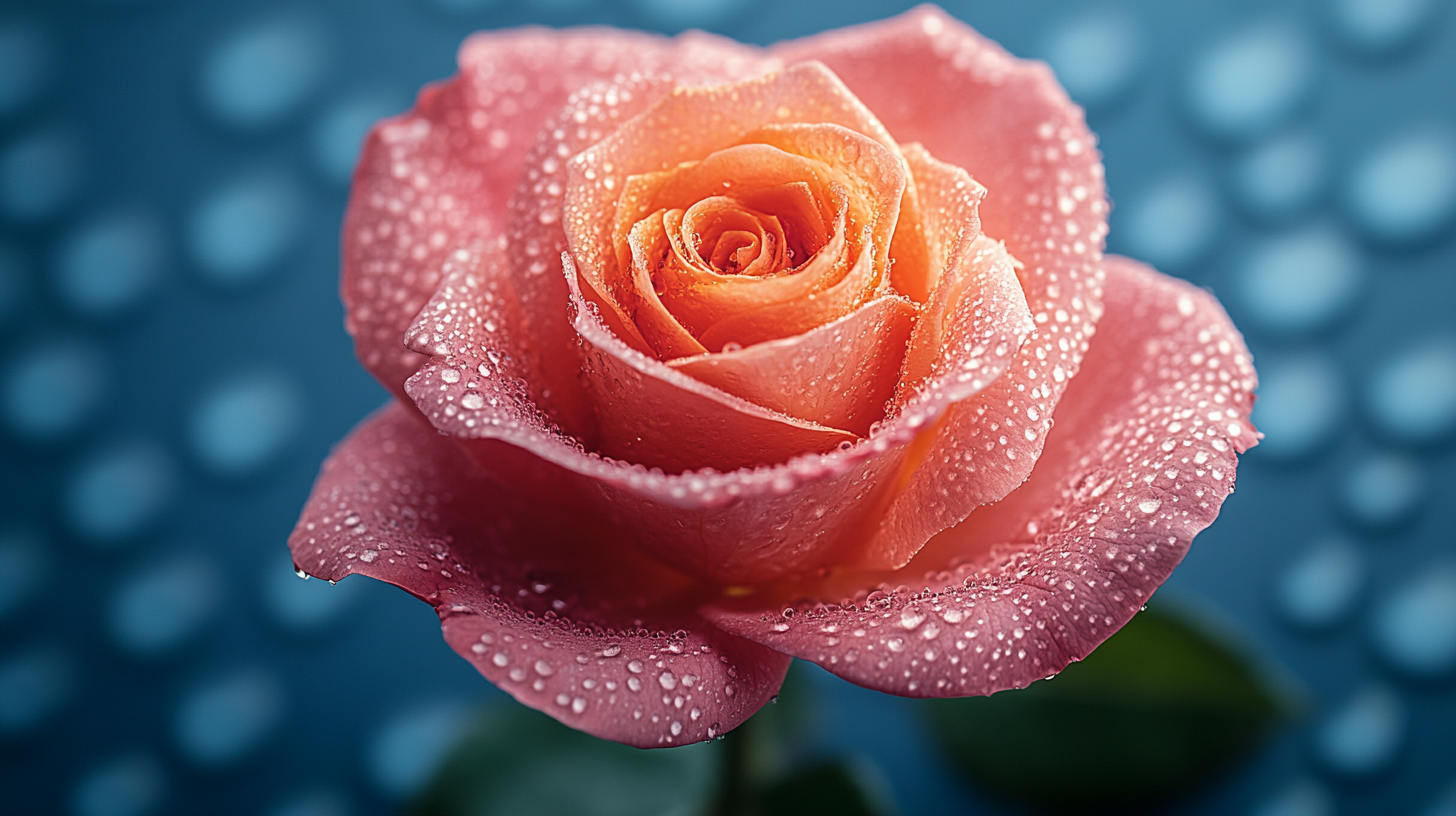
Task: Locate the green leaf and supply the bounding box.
[409,704,721,816]
[757,761,895,816]
[922,603,1293,813]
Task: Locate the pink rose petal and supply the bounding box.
[778,5,1111,562]
[288,402,790,747]
[703,256,1258,697]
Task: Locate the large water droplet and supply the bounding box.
[1039,12,1142,111]
[70,753,167,816]
[109,554,221,656]
[188,173,306,287]
[1237,225,1363,336]
[1347,130,1456,246]
[66,441,176,543]
[1371,565,1456,677]
[1186,23,1315,143]
[1367,339,1456,445]
[1275,539,1364,629]
[200,16,328,130]
[173,670,284,767]
[56,209,167,318]
[1315,686,1404,776]
[188,371,302,477]
[1251,354,1346,462]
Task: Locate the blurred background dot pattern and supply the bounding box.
[0,1,1453,814]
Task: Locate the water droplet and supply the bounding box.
[1371,565,1456,677]
[658,670,677,690]
[189,371,302,477]
[1275,539,1364,629]
[189,173,306,286]
[173,670,284,767]
[899,606,926,630]
[1237,225,1363,336]
[1315,686,1405,776]
[56,208,167,318]
[1137,497,1162,514]
[200,16,329,130]
[1367,339,1456,445]
[70,753,167,816]
[1347,130,1456,246]
[1251,354,1346,462]
[1186,23,1315,143]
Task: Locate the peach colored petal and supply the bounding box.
[777,6,1110,555]
[668,295,916,436]
[288,402,791,747]
[343,27,770,403]
[702,256,1258,697]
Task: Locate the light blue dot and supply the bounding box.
[188,173,305,286]
[1237,225,1363,336]
[0,129,85,223]
[189,371,301,476]
[1421,781,1456,816]
[1186,23,1315,143]
[0,647,71,735]
[270,789,351,816]
[1340,452,1425,528]
[1119,175,1220,271]
[174,670,284,767]
[264,556,360,634]
[427,0,501,13]
[1328,0,1445,57]
[1347,131,1456,246]
[0,22,48,120]
[1252,779,1333,816]
[1251,354,1346,462]
[70,754,167,816]
[66,441,175,544]
[310,92,404,186]
[200,17,328,130]
[109,554,221,656]
[632,0,744,30]
[57,209,167,318]
[2,340,106,442]
[1367,339,1456,445]
[0,242,23,327]
[1315,686,1404,776]
[1276,539,1364,629]
[0,530,46,623]
[1233,131,1326,223]
[1039,12,1143,111]
[368,701,471,798]
[1372,565,1456,677]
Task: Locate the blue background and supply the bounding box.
[1,0,1454,814]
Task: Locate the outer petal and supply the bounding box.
[288,403,790,747]
[703,257,1258,697]
[343,26,770,401]
[777,6,1112,560]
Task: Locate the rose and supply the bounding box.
[290,5,1258,747]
